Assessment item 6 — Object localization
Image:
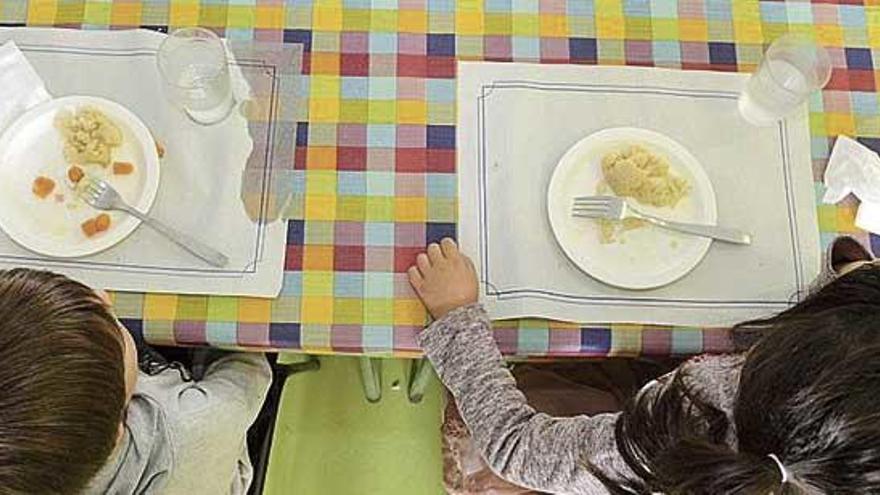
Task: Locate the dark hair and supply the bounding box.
[597,264,880,494]
[0,269,126,494]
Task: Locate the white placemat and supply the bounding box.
[458,62,820,327]
[0,28,300,298]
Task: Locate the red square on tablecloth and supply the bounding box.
[394,246,423,272]
[396,148,427,172]
[825,67,850,90]
[338,146,367,170]
[427,149,455,172]
[849,69,875,91]
[340,53,370,76]
[427,56,456,78]
[398,54,428,77]
[334,245,365,271]
[285,245,303,270]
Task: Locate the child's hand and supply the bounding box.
[408,238,479,320]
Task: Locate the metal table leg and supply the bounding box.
[358,356,382,403]
[407,358,434,404]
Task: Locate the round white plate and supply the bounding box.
[0,96,160,258]
[547,127,717,290]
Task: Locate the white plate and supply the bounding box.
[547,128,717,290]
[0,96,160,258]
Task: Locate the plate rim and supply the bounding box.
[0,95,161,258]
[546,127,717,290]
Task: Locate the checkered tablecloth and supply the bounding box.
[2,0,876,357]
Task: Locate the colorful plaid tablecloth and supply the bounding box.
[3,0,877,357]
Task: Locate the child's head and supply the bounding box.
[0,269,138,493]
[603,263,880,494]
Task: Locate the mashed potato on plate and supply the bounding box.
[597,145,690,243]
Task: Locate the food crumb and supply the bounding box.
[32,176,56,199]
[155,140,165,159]
[95,213,111,232]
[68,165,84,184]
[54,193,65,203]
[81,218,98,237]
[112,161,134,175]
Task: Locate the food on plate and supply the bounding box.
[112,161,134,175]
[597,145,690,244]
[81,218,98,237]
[56,107,123,166]
[67,165,85,184]
[95,213,111,232]
[155,140,165,159]
[32,176,56,199]
[601,146,689,207]
[80,213,111,238]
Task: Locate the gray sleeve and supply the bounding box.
[144,353,272,494]
[418,304,629,494]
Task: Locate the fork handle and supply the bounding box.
[638,213,752,245]
[122,207,230,267]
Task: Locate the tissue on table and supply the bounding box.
[824,135,880,234]
[0,41,51,133]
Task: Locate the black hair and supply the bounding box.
[595,264,880,494]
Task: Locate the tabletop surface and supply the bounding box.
[2,0,876,358]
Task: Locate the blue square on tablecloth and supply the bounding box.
[580,327,611,353]
[513,36,540,59]
[427,173,456,197]
[427,125,455,148]
[342,77,369,99]
[569,38,597,62]
[846,47,873,70]
[427,79,456,102]
[785,3,813,24]
[623,0,650,18]
[370,32,398,54]
[296,123,308,146]
[486,0,511,13]
[281,273,302,296]
[367,124,396,147]
[270,323,301,348]
[427,33,456,56]
[335,273,365,297]
[852,91,879,115]
[366,222,395,246]
[426,222,456,243]
[338,172,367,195]
[705,0,732,21]
[567,0,592,16]
[428,0,454,12]
[709,42,736,65]
[207,321,238,347]
[288,220,305,244]
[363,325,394,350]
[759,2,787,23]
[653,40,681,65]
[283,29,312,52]
[840,5,866,27]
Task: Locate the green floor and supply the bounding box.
[264,356,445,495]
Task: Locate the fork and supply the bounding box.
[81,180,230,267]
[572,196,752,245]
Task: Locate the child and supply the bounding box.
[0,269,271,494]
[409,237,880,494]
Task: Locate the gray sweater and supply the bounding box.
[419,304,744,494]
[85,353,272,495]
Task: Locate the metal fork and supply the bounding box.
[572,195,752,245]
[81,180,229,267]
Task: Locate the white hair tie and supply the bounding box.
[767,453,790,484]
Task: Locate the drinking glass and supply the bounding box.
[738,34,831,126]
[157,28,236,125]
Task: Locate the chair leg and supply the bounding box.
[407,358,433,404]
[358,356,382,403]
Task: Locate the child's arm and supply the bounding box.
[409,239,631,493]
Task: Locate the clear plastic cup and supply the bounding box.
[157,28,236,125]
[738,34,831,126]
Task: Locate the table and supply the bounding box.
[3,1,876,361]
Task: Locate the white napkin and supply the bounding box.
[0,41,51,132]
[823,135,880,234]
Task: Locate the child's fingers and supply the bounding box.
[427,243,443,262]
[440,238,458,257]
[407,266,424,288]
[417,253,431,273]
